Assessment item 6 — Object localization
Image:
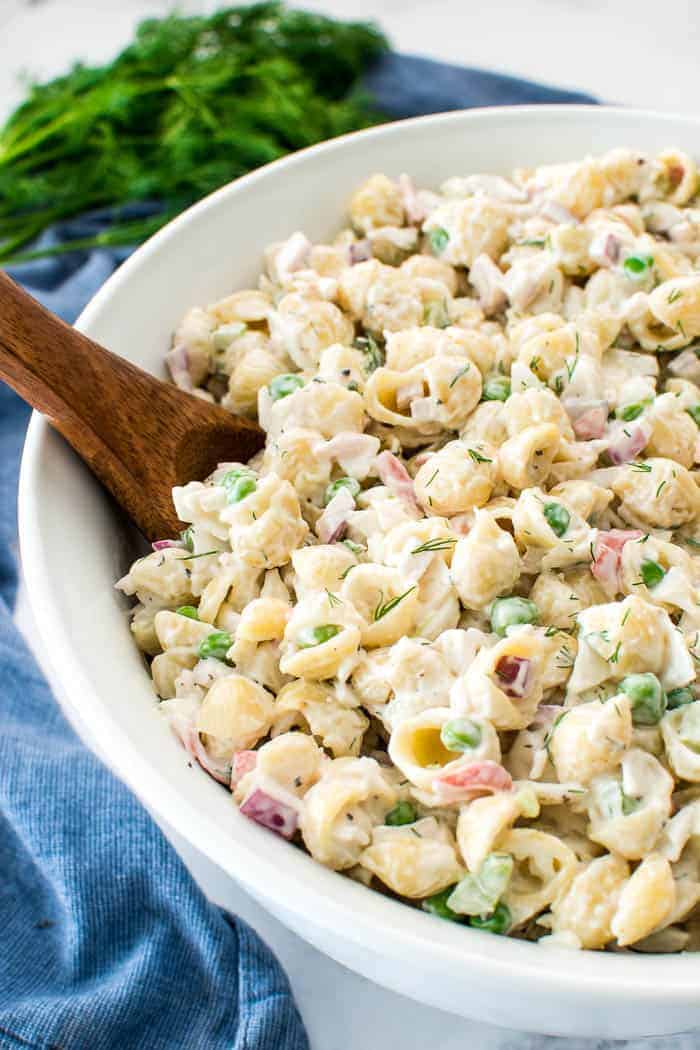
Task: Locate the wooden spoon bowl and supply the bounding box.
[0,270,265,540]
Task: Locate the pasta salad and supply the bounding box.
[118,148,700,952]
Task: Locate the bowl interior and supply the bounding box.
[19,106,700,1028]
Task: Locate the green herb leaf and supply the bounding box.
[640,559,665,588]
[410,537,457,554]
[354,332,385,373]
[385,801,417,826]
[297,623,341,648]
[373,586,416,621]
[178,549,221,560]
[0,6,389,261]
[467,447,492,464]
[449,363,471,389]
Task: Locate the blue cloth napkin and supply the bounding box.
[0,52,595,1050]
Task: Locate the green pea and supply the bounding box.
[469,902,512,935]
[212,321,246,351]
[448,853,513,917]
[198,630,232,662]
[482,375,511,402]
[222,469,257,504]
[490,596,539,637]
[617,401,648,422]
[619,672,667,725]
[176,605,199,620]
[640,559,665,589]
[667,687,695,710]
[623,254,654,277]
[385,801,418,826]
[297,624,341,648]
[268,373,304,401]
[428,226,449,255]
[422,886,463,922]
[440,718,483,753]
[543,502,570,538]
[180,526,195,553]
[325,476,361,506]
[686,404,700,427]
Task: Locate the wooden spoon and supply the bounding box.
[0,270,265,540]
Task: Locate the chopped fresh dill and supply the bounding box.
[178,549,221,560]
[467,448,492,464]
[0,5,389,262]
[373,586,416,621]
[411,537,457,554]
[448,363,471,388]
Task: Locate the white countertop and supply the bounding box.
[5,2,700,1046]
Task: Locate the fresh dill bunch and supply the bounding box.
[0,3,388,261]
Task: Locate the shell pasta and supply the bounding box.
[119,148,700,951]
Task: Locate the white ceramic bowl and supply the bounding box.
[19,105,700,1039]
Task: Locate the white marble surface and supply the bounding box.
[5,1,700,1045]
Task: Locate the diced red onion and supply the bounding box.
[591,529,644,590]
[165,345,193,392]
[240,788,298,839]
[152,539,185,551]
[274,232,312,282]
[607,423,648,464]
[398,173,427,225]
[433,760,513,803]
[469,253,507,315]
[563,398,609,440]
[495,655,532,698]
[231,750,257,788]
[190,734,231,785]
[168,714,231,785]
[589,231,622,267]
[349,239,373,265]
[319,432,380,478]
[375,450,419,510]
[604,233,621,263]
[317,486,355,543]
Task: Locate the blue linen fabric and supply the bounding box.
[0,386,309,1047]
[0,52,595,1049]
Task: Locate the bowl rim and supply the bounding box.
[19,103,700,998]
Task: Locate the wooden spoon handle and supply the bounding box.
[0,270,264,539]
